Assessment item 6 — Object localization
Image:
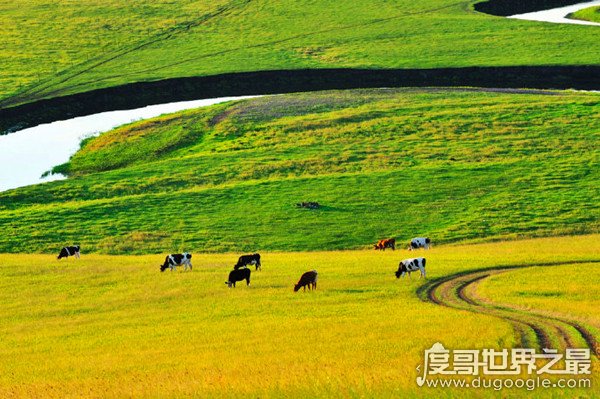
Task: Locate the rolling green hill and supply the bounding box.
[1,88,598,253]
[1,0,599,108]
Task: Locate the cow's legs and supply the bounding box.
[75,251,80,259]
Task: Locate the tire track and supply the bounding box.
[417,260,600,355]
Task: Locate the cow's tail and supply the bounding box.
[422,258,426,268]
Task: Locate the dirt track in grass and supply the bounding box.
[417,260,600,355]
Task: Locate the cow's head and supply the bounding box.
[160,263,169,272]
[225,281,233,288]
[395,262,406,278]
[293,283,301,292]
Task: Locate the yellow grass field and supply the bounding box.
[0,235,598,398]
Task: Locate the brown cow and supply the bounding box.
[294,270,318,292]
[374,238,395,251]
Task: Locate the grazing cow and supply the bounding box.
[296,201,320,209]
[294,270,318,292]
[395,257,426,279]
[57,245,80,260]
[226,268,251,288]
[234,253,262,271]
[408,237,431,250]
[374,238,395,251]
[160,253,192,272]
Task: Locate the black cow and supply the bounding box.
[226,268,251,288]
[234,253,261,271]
[294,270,318,292]
[160,253,192,272]
[57,245,81,260]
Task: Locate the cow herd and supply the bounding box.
[56,236,431,290]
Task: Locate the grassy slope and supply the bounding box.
[1,89,598,254]
[0,236,598,398]
[568,6,600,23]
[1,0,600,106]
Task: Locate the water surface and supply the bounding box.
[509,0,600,26]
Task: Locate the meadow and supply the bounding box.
[0,235,598,398]
[1,0,598,397]
[1,0,599,107]
[1,88,598,254]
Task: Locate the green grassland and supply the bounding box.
[0,235,598,398]
[1,0,600,107]
[1,88,598,254]
[568,6,600,23]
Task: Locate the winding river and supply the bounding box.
[0,2,598,192]
[508,0,600,26]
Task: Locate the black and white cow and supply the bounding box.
[57,245,81,260]
[395,257,426,279]
[408,237,431,250]
[234,253,261,271]
[160,253,192,272]
[226,268,251,288]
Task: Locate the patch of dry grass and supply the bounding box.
[0,235,598,397]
